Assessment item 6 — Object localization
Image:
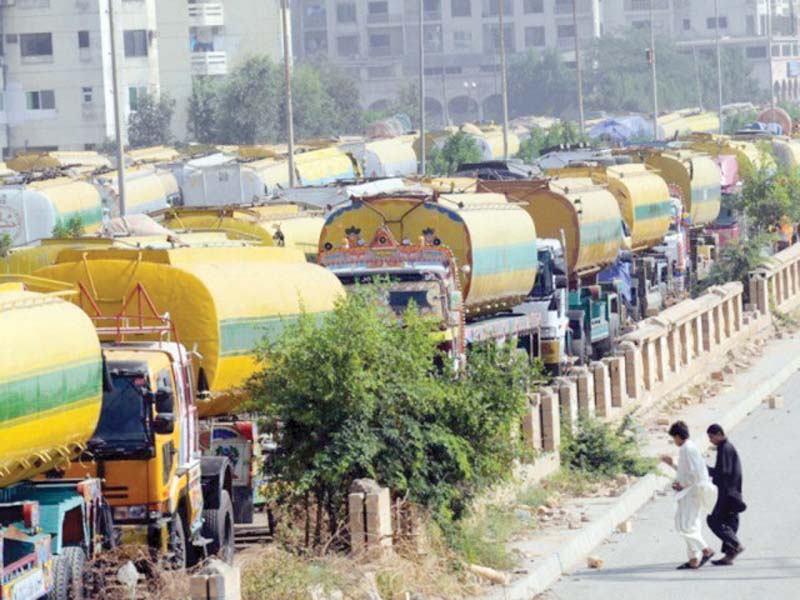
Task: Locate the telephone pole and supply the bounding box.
[281,0,296,187]
[714,0,723,133]
[649,0,659,140]
[573,0,585,135]
[418,0,426,175]
[107,0,126,215]
[498,0,510,159]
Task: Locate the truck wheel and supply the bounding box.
[165,515,188,570]
[48,553,73,600]
[202,490,235,564]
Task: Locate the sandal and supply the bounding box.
[676,561,699,570]
[700,552,715,567]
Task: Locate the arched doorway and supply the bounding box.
[448,95,479,124]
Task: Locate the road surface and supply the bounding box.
[543,370,800,600]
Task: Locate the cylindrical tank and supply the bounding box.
[157,205,325,259]
[36,246,345,417]
[360,138,418,178]
[640,150,721,228]
[0,178,103,247]
[1,238,115,275]
[479,178,623,277]
[683,133,771,178]
[771,137,800,170]
[93,167,177,217]
[318,192,537,317]
[545,165,671,252]
[0,285,102,487]
[295,147,358,185]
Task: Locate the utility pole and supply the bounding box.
[497,0,510,159]
[692,46,704,111]
[572,0,585,136]
[418,0,426,175]
[107,0,126,216]
[714,0,724,134]
[649,0,659,140]
[281,0,296,187]
[767,0,776,109]
[441,71,450,126]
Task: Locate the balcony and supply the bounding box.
[188,2,225,27]
[367,12,403,24]
[191,51,227,76]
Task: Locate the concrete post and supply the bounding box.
[539,387,561,452]
[349,479,393,558]
[190,560,241,600]
[557,377,579,429]
[603,356,628,409]
[619,341,641,401]
[572,367,596,417]
[591,361,612,418]
[522,397,543,452]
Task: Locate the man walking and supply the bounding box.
[706,423,746,566]
[661,421,718,569]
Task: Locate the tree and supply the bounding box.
[427,131,483,176]
[315,60,367,134]
[508,50,576,119]
[247,288,534,542]
[0,233,10,258]
[52,215,84,239]
[516,126,547,163]
[187,77,220,144]
[214,56,281,144]
[127,92,176,148]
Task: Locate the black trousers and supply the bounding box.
[707,502,741,555]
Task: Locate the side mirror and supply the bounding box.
[154,389,174,414]
[555,275,569,290]
[153,413,176,436]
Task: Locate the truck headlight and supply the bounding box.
[113,505,148,521]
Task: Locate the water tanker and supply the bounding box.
[0,178,103,247]
[682,133,772,179]
[156,204,325,259]
[479,178,624,278]
[93,167,180,217]
[319,192,538,318]
[0,286,102,487]
[546,164,671,252]
[624,149,721,228]
[36,246,344,417]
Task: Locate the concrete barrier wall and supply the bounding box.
[750,243,800,315]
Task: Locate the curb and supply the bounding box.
[490,342,800,600]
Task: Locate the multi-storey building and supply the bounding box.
[292,0,603,126]
[0,0,284,154]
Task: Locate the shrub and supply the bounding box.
[561,415,654,478]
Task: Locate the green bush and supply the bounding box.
[247,287,538,545]
[51,215,84,239]
[561,415,654,478]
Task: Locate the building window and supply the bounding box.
[452,0,471,17]
[484,0,513,17]
[26,90,55,110]
[745,46,767,59]
[453,30,472,50]
[128,86,148,110]
[123,30,148,57]
[525,26,545,47]
[20,32,53,57]
[682,19,690,31]
[557,24,575,38]
[523,0,543,13]
[336,35,359,57]
[706,17,727,30]
[78,30,90,48]
[336,3,356,23]
[367,65,394,78]
[369,33,390,55]
[367,2,388,17]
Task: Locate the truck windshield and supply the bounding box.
[338,273,443,319]
[533,251,555,299]
[89,371,151,457]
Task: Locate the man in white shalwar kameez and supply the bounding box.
[661,421,718,570]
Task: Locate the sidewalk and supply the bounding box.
[481,329,800,600]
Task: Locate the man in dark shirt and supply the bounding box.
[706,423,746,566]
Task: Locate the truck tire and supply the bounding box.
[62,547,87,600]
[165,514,188,570]
[202,490,235,564]
[48,552,73,600]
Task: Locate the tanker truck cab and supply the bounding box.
[63,289,235,568]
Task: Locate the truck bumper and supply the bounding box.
[118,521,169,553]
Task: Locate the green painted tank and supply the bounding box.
[0,284,102,487]
[35,246,345,417]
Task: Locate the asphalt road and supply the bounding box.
[543,370,800,600]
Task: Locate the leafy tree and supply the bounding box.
[187,77,220,144]
[724,109,758,134]
[247,287,534,541]
[427,131,482,176]
[315,60,367,134]
[0,233,10,258]
[214,56,281,144]
[738,163,800,234]
[695,233,771,300]
[508,49,576,119]
[516,126,547,163]
[127,92,176,148]
[52,215,84,239]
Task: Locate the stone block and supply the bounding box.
[572,367,596,417]
[539,387,561,452]
[522,402,543,451]
[768,395,785,409]
[603,356,628,408]
[190,560,241,600]
[617,520,633,534]
[591,362,612,418]
[556,377,579,428]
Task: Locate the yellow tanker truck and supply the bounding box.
[35,245,345,551]
[318,189,540,365]
[0,283,114,600]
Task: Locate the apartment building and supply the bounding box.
[0,0,284,154]
[292,0,602,126]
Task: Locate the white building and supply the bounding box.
[0,0,285,155]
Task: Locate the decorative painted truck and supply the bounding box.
[318,189,541,366]
[0,283,113,600]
